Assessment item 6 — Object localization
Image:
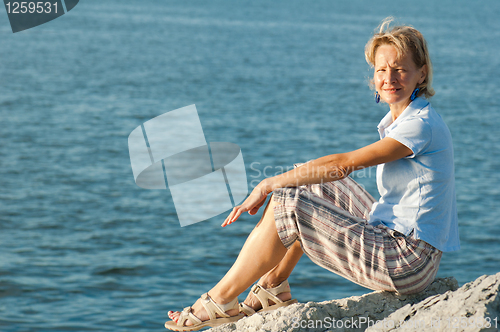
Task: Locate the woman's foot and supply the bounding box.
[165,293,242,331]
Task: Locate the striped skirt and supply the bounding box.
[273,176,442,295]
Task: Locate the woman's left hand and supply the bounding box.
[221,180,272,227]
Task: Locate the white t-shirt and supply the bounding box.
[369,97,460,252]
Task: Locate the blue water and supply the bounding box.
[0,0,499,331]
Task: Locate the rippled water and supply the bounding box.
[1,0,499,331]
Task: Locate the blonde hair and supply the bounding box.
[365,17,435,99]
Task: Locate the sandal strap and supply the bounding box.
[239,302,256,316]
[250,280,291,309]
[177,306,202,327]
[200,293,238,321]
[266,280,291,296]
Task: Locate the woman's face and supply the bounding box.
[374,44,427,115]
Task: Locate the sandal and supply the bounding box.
[239,280,298,317]
[164,293,244,331]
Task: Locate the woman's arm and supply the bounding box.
[221,137,412,227]
[269,137,412,189]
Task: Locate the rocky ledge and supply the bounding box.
[209,272,500,332]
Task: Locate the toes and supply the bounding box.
[168,311,180,322]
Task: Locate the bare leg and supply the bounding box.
[261,240,303,286]
[242,240,303,311]
[168,197,293,325]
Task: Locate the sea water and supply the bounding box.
[0,0,499,330]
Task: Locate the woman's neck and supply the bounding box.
[389,99,411,121]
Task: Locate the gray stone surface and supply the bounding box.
[208,273,500,332]
[367,272,500,332]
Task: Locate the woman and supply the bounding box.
[165,17,460,331]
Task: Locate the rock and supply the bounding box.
[208,273,500,332]
[367,272,500,332]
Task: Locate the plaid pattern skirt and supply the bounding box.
[273,176,442,295]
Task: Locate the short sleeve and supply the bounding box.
[387,117,431,158]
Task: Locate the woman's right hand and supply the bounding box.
[221,179,272,227]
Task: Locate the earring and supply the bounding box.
[375,91,380,104]
[410,88,420,101]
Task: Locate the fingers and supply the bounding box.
[248,197,267,215]
[222,207,243,227]
[221,189,268,226]
[248,207,259,215]
[223,209,241,227]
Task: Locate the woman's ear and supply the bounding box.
[419,64,428,84]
